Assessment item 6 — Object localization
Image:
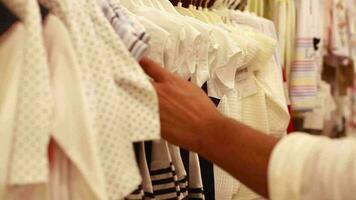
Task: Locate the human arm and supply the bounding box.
[139,57,356,200]
[139,57,278,198]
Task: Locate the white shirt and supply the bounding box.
[0,22,25,200]
[269,133,356,200]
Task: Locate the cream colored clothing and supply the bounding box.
[0,22,25,199]
[207,25,242,98]
[39,0,161,199]
[44,14,103,200]
[269,133,356,200]
[268,0,296,84]
[136,16,172,68]
[132,7,201,81]
[183,16,212,87]
[2,0,54,186]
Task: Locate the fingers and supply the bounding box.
[139,57,170,82]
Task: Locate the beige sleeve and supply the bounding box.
[269,133,356,200]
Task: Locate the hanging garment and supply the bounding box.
[150,140,180,200]
[136,15,172,68]
[0,21,25,199]
[289,0,319,111]
[126,143,154,200]
[132,7,202,80]
[230,12,290,136]
[266,0,296,83]
[322,54,355,96]
[211,20,281,200]
[206,25,243,99]
[101,0,150,60]
[3,0,54,187]
[168,145,188,198]
[133,7,213,200]
[44,14,104,200]
[330,0,351,57]
[39,0,161,199]
[188,153,205,200]
[183,16,212,87]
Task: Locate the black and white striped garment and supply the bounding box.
[126,142,155,200]
[180,150,206,200]
[188,153,205,200]
[101,0,150,60]
[168,144,188,199]
[150,140,181,200]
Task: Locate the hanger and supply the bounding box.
[204,0,224,23]
[191,0,212,23]
[176,0,195,16]
[212,0,233,24]
[188,0,197,11]
[0,2,18,35]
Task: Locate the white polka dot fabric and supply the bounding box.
[0,22,25,200]
[2,0,53,185]
[39,0,160,199]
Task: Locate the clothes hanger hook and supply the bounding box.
[205,0,210,8]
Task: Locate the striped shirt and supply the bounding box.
[101,0,150,60]
[289,0,319,111]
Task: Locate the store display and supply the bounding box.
[0,0,355,200]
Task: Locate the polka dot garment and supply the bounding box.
[39,0,161,199]
[2,0,54,185]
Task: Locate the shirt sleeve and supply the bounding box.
[269,133,356,200]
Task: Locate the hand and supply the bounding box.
[139,57,224,152]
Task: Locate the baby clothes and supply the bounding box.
[136,16,171,68]
[126,143,155,200]
[150,140,180,200]
[3,0,54,187]
[101,0,149,60]
[289,0,319,111]
[0,22,25,199]
[169,145,188,198]
[44,14,103,200]
[38,0,161,199]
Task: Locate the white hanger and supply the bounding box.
[176,0,195,16]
